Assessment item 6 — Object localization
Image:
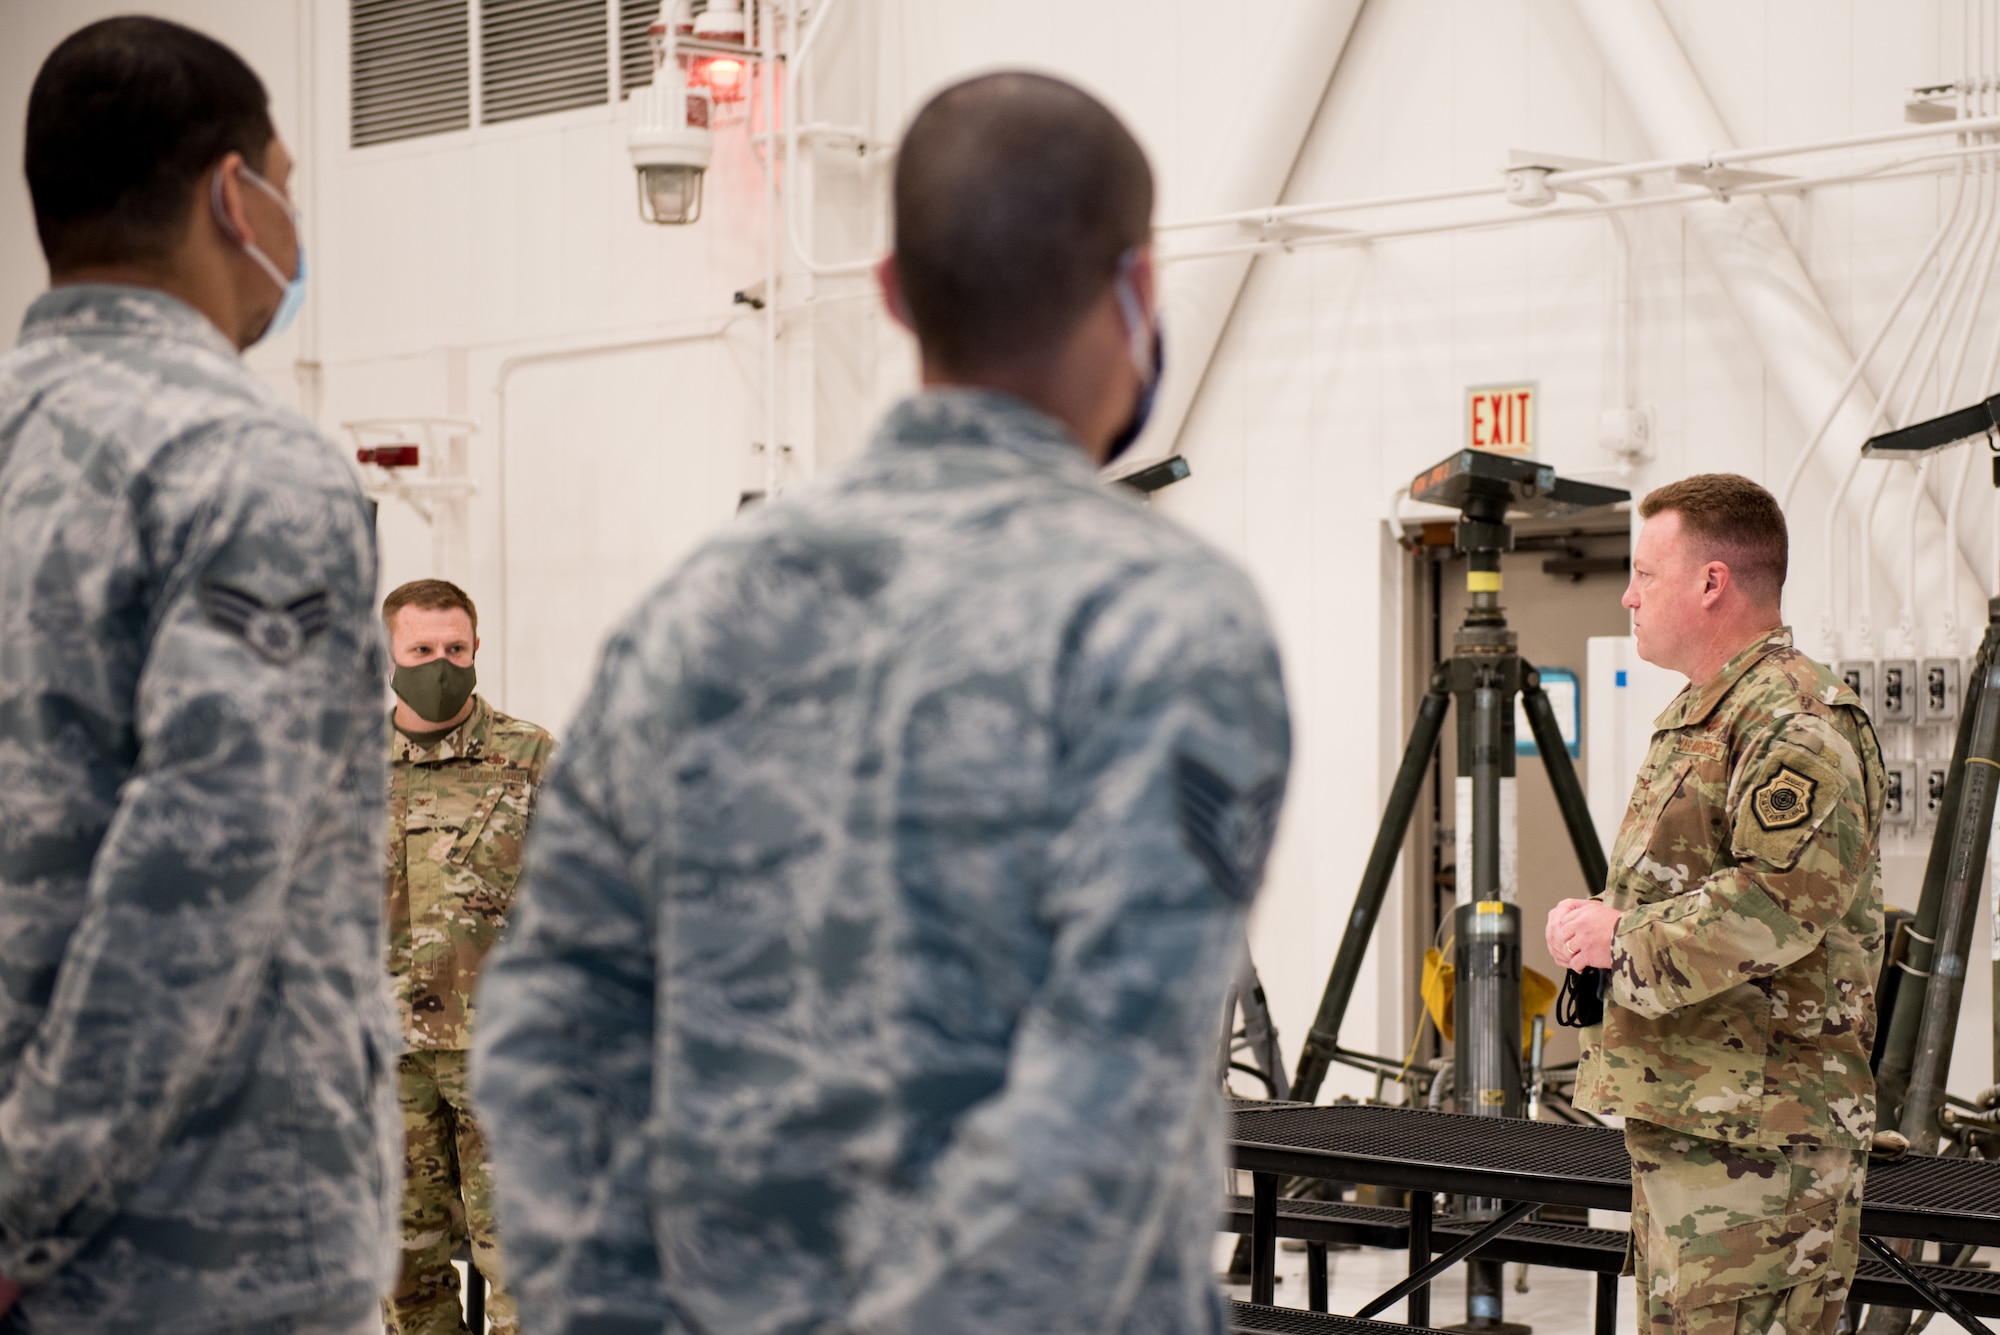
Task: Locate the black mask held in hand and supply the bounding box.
[392,658,477,725]
[1554,965,1606,1029]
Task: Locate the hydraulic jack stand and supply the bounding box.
[1273,450,1625,1332]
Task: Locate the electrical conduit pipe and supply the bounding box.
[1569,0,1988,640]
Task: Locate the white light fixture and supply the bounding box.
[629,4,713,225]
[694,0,746,41]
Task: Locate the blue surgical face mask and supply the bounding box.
[1106,248,1163,466]
[211,164,307,341]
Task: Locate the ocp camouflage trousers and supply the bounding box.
[386,1049,518,1335]
[1627,1120,1864,1335]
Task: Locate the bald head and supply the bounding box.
[892,72,1153,375]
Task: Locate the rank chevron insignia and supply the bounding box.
[201,583,332,665]
[1174,752,1285,904]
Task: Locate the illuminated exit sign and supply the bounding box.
[1467,381,1537,456]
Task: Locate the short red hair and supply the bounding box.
[382,578,477,634]
[1638,474,1788,603]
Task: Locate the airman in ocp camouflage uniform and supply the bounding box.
[1578,624,1885,1333]
[1553,466,1887,1335]
[383,581,554,1335]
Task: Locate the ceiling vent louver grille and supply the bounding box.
[618,0,658,98]
[351,0,472,147]
[481,0,610,124]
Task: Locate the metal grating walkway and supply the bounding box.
[1230,1101,2000,1247]
[1236,1102,1628,1181]
[1228,1301,1413,1334]
[1866,1146,2000,1215]
[1222,1192,2000,1315]
[1231,1102,1629,1212]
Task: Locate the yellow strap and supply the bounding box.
[1966,757,2000,772]
[1394,1010,1432,1097]
[1467,571,1502,593]
[1397,935,1456,1094]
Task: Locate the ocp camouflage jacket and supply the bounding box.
[1576,628,1886,1148]
[388,694,554,1050]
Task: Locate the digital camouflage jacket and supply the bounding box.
[388,694,554,1050]
[474,388,1292,1335]
[0,286,399,1331]
[1577,628,1887,1149]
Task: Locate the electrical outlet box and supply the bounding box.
[1837,660,1878,721]
[1920,658,1962,725]
[1879,660,1918,725]
[1599,406,1654,462]
[1505,165,1556,207]
[1883,762,1917,826]
[1919,758,1950,826]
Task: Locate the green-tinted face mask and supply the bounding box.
[392,658,477,725]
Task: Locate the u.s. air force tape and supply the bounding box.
[1750,764,1817,832]
[201,582,332,665]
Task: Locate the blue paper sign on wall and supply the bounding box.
[1516,666,1581,758]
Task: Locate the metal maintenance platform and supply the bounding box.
[1229,1302,1417,1333]
[1226,1101,2000,1332]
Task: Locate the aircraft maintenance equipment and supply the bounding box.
[1235,450,1627,1332]
[1229,1101,2000,1335]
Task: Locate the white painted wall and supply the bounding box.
[4,0,1999,1104]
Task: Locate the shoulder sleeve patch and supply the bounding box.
[202,582,332,664]
[1731,734,1853,873]
[1751,765,1817,832]
[1174,753,1284,904]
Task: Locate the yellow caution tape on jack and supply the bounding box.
[1467,571,1502,593]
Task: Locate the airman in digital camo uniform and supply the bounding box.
[382,580,553,1334]
[0,18,397,1334]
[1549,475,1885,1335]
[474,73,1292,1334]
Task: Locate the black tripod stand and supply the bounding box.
[1256,451,1624,1330]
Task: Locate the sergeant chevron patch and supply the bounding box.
[201,583,332,664]
[1751,764,1817,832]
[1174,752,1284,903]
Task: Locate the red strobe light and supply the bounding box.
[694,55,747,102]
[357,444,420,468]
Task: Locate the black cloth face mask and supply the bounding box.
[1105,328,1164,466]
[392,658,477,725]
[1104,249,1163,467]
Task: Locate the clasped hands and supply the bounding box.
[1544,897,1619,973]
